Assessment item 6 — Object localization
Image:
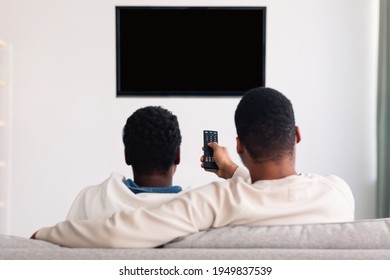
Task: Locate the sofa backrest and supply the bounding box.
[164,218,390,249]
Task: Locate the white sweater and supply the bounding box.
[66,173,191,221]
[36,167,355,248]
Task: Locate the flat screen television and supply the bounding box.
[116,6,266,97]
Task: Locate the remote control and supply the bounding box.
[203,130,219,170]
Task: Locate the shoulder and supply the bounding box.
[324,174,354,200]
[300,173,349,187]
[79,173,126,196]
[323,174,348,185]
[312,173,351,192]
[303,173,355,208]
[232,166,251,183]
[66,173,128,220]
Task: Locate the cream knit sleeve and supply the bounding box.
[35,177,244,248]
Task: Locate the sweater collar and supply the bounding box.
[123,178,182,194]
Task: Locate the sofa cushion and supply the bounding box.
[0,235,60,249]
[164,218,390,249]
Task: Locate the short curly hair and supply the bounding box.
[123,106,182,174]
[235,87,296,162]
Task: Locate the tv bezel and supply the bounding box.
[116,6,266,97]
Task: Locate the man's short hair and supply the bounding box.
[234,87,296,162]
[123,106,182,174]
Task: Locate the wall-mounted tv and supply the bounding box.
[116,6,266,97]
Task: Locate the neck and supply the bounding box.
[133,165,176,187]
[247,157,298,183]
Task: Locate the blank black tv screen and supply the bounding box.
[116,7,266,97]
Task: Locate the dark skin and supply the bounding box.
[202,127,301,183]
[126,148,181,188]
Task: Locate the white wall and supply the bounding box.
[0,0,379,237]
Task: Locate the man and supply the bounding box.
[33,87,354,248]
[66,106,187,220]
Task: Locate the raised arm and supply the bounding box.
[201,142,239,179]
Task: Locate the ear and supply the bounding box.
[124,149,131,166]
[236,137,244,154]
[174,146,181,165]
[295,126,301,144]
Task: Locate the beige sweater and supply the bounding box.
[66,172,193,221]
[36,167,355,248]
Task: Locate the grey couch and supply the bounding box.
[1,218,390,259]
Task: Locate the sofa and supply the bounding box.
[1,218,390,260]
